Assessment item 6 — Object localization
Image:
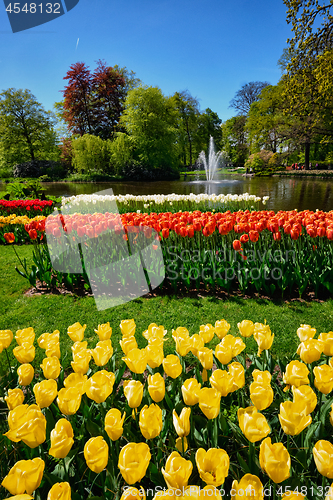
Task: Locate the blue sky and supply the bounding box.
[0,0,292,122]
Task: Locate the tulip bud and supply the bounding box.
[105,408,126,441]
[259,437,290,483]
[1,458,45,496]
[214,319,230,339]
[145,345,164,368]
[94,322,112,341]
[196,448,230,486]
[71,350,91,374]
[84,436,109,473]
[148,373,165,403]
[197,347,214,370]
[120,319,136,337]
[253,325,274,357]
[237,320,254,338]
[17,364,34,386]
[250,382,273,411]
[161,451,193,489]
[91,339,113,366]
[49,419,74,459]
[140,404,163,439]
[33,379,58,408]
[173,408,191,437]
[118,442,151,484]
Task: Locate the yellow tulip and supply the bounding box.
[120,336,138,355]
[71,350,91,374]
[163,354,182,379]
[49,419,74,459]
[292,385,317,414]
[172,326,190,340]
[209,369,233,397]
[314,364,333,394]
[253,326,274,357]
[0,329,13,348]
[45,341,61,359]
[162,451,193,489]
[199,388,221,419]
[120,319,136,337]
[228,362,245,392]
[330,403,333,427]
[199,324,215,343]
[17,364,34,386]
[197,347,214,370]
[91,339,113,366]
[121,487,146,500]
[173,407,191,437]
[118,442,151,484]
[122,348,148,374]
[176,436,188,453]
[145,344,164,368]
[325,485,333,500]
[214,319,231,339]
[139,404,163,439]
[94,322,112,341]
[15,327,35,346]
[13,343,35,364]
[215,335,245,364]
[181,378,201,405]
[1,458,44,495]
[281,493,306,500]
[63,372,88,395]
[252,369,272,385]
[40,356,61,379]
[57,387,81,415]
[71,341,88,356]
[282,360,310,391]
[123,380,144,408]
[279,401,312,435]
[190,334,205,357]
[259,437,290,483]
[237,320,254,338]
[195,448,230,486]
[231,474,263,500]
[143,323,167,341]
[249,383,274,411]
[297,324,316,342]
[237,406,270,443]
[5,388,25,410]
[67,322,86,342]
[33,379,58,408]
[148,373,165,402]
[84,436,109,473]
[6,494,34,500]
[5,404,46,448]
[318,332,333,356]
[105,408,126,441]
[297,339,324,364]
[174,336,192,357]
[37,330,59,349]
[152,486,222,499]
[47,482,71,500]
[85,370,115,403]
[313,440,333,478]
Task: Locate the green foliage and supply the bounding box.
[71,134,112,174]
[0,89,59,169]
[120,86,178,170]
[5,179,46,199]
[245,150,283,175]
[221,116,249,165]
[108,132,133,175]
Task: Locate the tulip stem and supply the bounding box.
[4,348,14,384]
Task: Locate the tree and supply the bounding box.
[61,60,126,139]
[71,134,111,174]
[229,81,271,115]
[0,88,58,168]
[196,108,222,151]
[172,90,200,167]
[221,116,249,165]
[120,86,178,170]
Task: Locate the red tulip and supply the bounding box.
[4,232,15,244]
[233,240,242,251]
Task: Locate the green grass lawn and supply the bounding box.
[1,244,333,380]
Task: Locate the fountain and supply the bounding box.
[198,136,223,181]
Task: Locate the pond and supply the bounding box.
[4,173,333,212]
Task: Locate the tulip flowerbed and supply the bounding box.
[0,199,54,217]
[1,320,333,500]
[3,209,333,297]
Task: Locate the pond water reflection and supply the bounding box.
[19,173,333,212]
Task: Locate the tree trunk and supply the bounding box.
[304,142,310,170]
